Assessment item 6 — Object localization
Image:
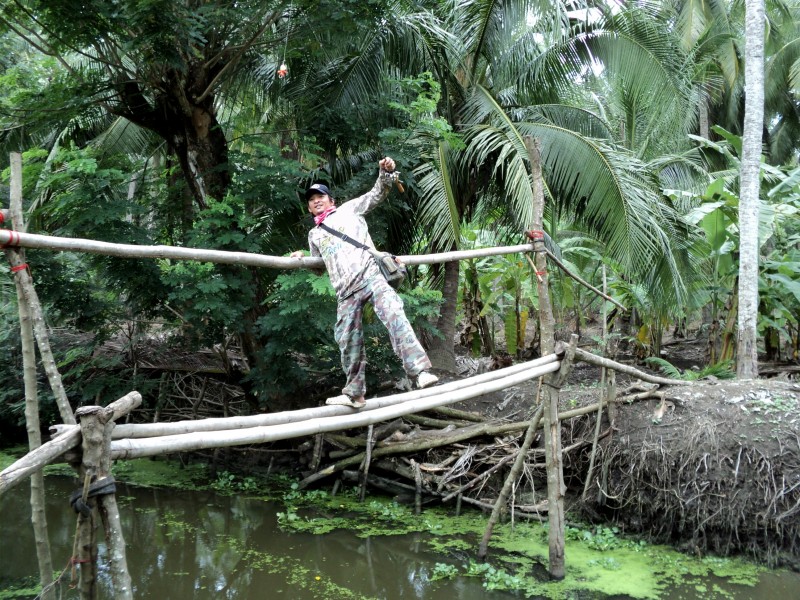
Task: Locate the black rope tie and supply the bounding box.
[69,476,117,516]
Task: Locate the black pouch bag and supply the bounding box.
[374,252,407,289]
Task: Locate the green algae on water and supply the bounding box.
[273,482,766,599]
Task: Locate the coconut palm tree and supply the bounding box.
[408,0,707,367]
[738,0,766,377]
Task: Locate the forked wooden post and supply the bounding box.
[74,394,140,600]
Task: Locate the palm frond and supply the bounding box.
[414,142,462,250]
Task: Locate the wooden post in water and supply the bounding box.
[525,136,567,580]
[74,394,140,600]
[73,409,99,600]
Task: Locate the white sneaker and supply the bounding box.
[416,371,439,389]
[325,394,366,408]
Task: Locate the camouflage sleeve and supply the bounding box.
[307,232,325,275]
[345,169,395,216]
[308,231,320,257]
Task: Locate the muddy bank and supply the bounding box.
[571,378,800,570]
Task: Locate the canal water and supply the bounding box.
[1,472,798,599]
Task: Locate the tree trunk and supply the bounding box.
[167,104,231,208]
[427,258,460,372]
[737,0,765,379]
[115,66,232,210]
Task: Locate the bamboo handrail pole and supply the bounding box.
[0,229,534,269]
[95,354,560,439]
[0,428,82,495]
[0,392,141,497]
[573,347,689,386]
[109,361,561,459]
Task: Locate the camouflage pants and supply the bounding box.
[335,275,432,398]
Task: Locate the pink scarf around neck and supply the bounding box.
[314,206,337,226]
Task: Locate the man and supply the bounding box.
[291,157,438,408]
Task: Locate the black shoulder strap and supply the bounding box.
[318,222,371,252]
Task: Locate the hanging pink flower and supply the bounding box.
[278,63,288,78]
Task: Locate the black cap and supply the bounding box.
[305,183,331,201]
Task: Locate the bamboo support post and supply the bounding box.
[582,370,607,502]
[477,400,544,560]
[525,135,567,580]
[413,459,422,516]
[4,154,75,426]
[541,335,578,579]
[8,152,56,598]
[359,425,374,502]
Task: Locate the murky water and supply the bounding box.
[0,476,517,599]
[1,475,799,599]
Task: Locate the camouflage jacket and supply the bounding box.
[308,171,394,299]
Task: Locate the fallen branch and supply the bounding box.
[442,454,514,502]
[299,419,534,488]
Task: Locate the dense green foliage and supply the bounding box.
[0,0,799,427]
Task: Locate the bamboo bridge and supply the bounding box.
[1,146,684,598]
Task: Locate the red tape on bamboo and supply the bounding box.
[1,230,20,247]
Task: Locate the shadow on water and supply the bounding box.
[0,475,519,599]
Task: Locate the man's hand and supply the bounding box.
[379,157,395,172]
[290,250,304,258]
